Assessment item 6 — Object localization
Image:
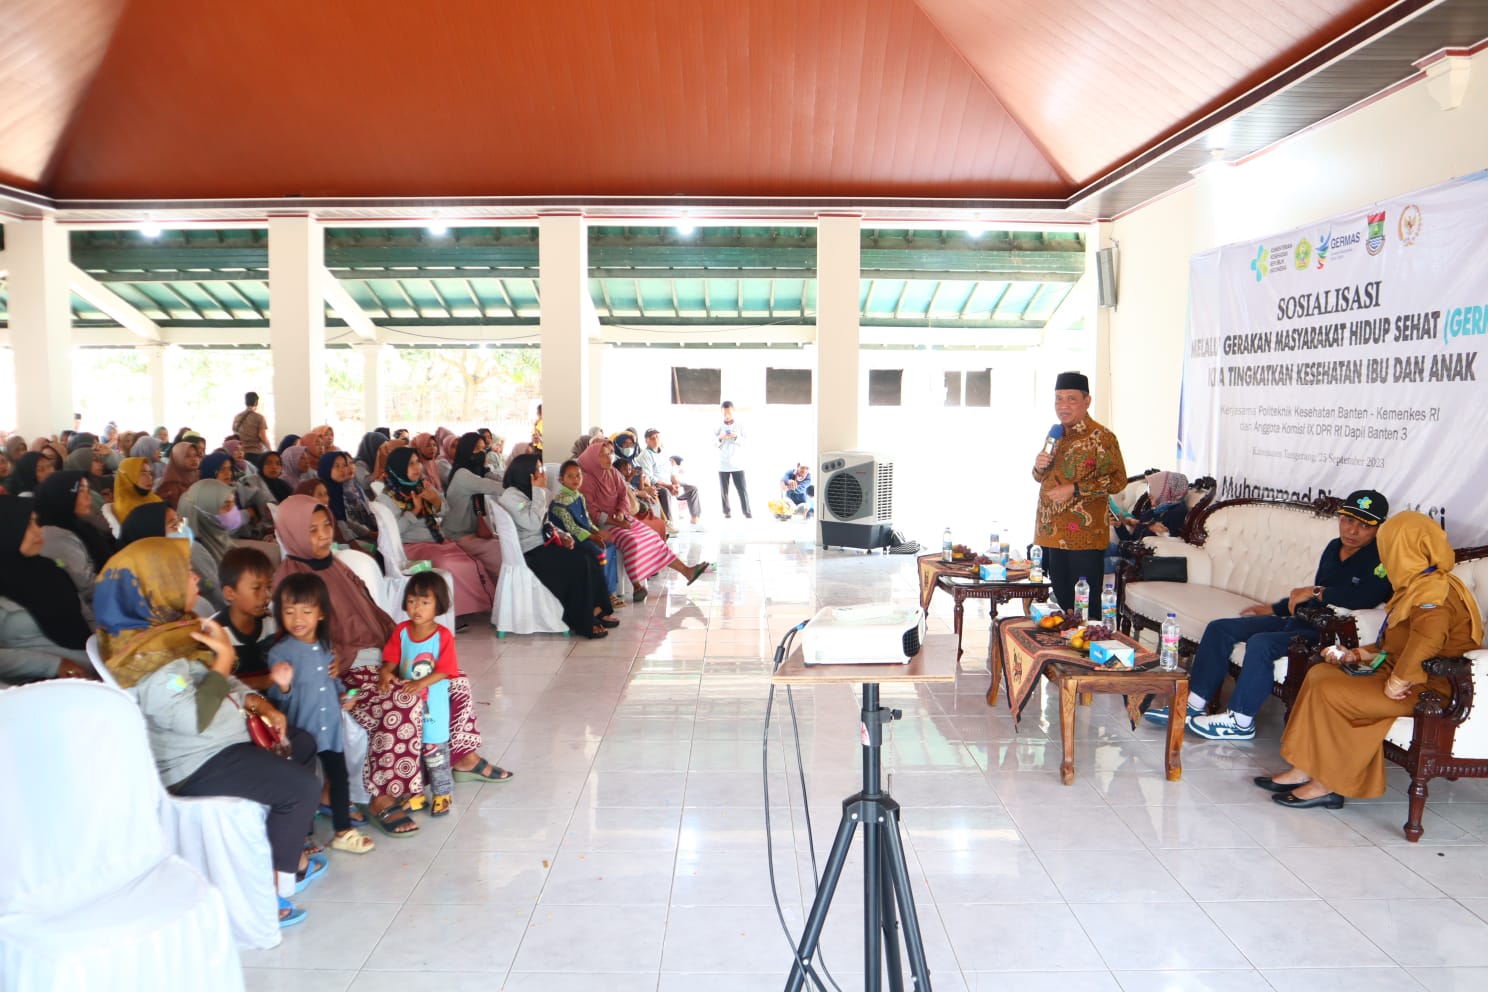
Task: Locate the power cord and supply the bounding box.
[763,621,842,992]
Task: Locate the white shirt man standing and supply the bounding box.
[714,401,750,519]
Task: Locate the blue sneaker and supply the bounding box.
[1186,711,1256,741]
[1144,703,1202,726]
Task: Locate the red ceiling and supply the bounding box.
[0,0,1406,203]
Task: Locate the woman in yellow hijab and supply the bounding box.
[1263,511,1483,808]
[112,456,162,524]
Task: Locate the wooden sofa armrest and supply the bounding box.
[1292,603,1360,649]
[1418,655,1476,724]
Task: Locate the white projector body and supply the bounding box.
[800,604,926,666]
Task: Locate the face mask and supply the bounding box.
[218,506,244,532]
[170,522,195,545]
[133,482,153,496]
[618,445,635,457]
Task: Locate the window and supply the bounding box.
[965,369,992,408]
[868,369,903,407]
[669,367,722,405]
[943,371,962,407]
[765,367,812,405]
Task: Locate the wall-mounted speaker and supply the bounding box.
[1096,246,1118,309]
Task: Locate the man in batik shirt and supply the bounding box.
[1031,370,1127,612]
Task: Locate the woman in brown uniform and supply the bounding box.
[1259,511,1483,809]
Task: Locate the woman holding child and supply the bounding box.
[273,495,510,839]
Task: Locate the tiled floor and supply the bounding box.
[243,523,1488,991]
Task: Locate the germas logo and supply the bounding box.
[1315,229,1331,270]
[1250,245,1266,282]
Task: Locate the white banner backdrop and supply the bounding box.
[1178,169,1488,547]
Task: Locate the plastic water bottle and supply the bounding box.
[1074,576,1091,621]
[1160,612,1181,671]
[1101,582,1118,628]
[1029,544,1043,581]
[942,527,953,562]
[987,527,1000,560]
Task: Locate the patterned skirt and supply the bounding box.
[343,669,484,800]
[610,518,676,585]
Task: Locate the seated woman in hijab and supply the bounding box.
[253,449,295,504]
[64,445,111,511]
[6,451,52,497]
[0,495,96,683]
[177,479,242,613]
[498,454,615,639]
[577,437,710,598]
[1105,470,1191,572]
[409,432,445,494]
[113,456,162,524]
[435,434,460,490]
[480,429,506,479]
[278,444,314,493]
[276,434,301,456]
[375,447,495,616]
[1261,511,1484,812]
[202,451,274,539]
[130,434,163,466]
[118,501,186,548]
[36,471,115,621]
[318,450,378,552]
[155,440,202,509]
[442,432,504,586]
[353,431,389,491]
[273,495,511,837]
[96,537,323,925]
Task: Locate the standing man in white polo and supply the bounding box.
[715,401,751,519]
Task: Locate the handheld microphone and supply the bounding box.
[1042,423,1065,456]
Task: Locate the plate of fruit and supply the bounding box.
[1065,623,1115,654]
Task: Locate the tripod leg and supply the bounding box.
[786,806,859,992]
[880,841,905,992]
[863,813,884,992]
[882,811,933,989]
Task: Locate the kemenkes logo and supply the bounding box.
[1315,229,1331,270]
[1367,211,1386,254]
[1250,245,1266,282]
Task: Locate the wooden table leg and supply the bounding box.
[985,617,1002,706]
[1165,678,1189,782]
[1059,677,1077,785]
[953,591,966,660]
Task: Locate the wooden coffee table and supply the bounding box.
[1043,662,1189,785]
[936,573,1051,660]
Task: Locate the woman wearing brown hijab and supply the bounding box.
[1262,511,1484,808]
[155,440,202,509]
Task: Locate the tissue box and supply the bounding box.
[1031,601,1061,623]
[1089,640,1135,668]
[978,562,1007,581]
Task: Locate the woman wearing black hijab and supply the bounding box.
[7,451,51,496]
[0,495,95,683]
[442,432,505,585]
[35,471,116,621]
[496,453,615,638]
[118,501,184,548]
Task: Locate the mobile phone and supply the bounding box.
[1341,655,1385,677]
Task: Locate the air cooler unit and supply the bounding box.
[818,451,894,552]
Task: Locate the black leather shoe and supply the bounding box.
[1272,791,1345,809]
[1254,776,1307,793]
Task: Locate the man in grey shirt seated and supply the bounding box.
[637,429,701,527]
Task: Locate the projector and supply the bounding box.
[800,604,926,666]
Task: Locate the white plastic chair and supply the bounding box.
[84,634,281,950]
[101,503,122,538]
[366,500,458,628]
[0,681,247,988]
[488,502,568,637]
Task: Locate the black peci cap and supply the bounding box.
[1054,371,1089,392]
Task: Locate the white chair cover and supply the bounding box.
[0,681,244,990]
[86,636,279,949]
[101,503,122,538]
[365,501,458,627]
[488,503,568,636]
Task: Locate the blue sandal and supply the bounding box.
[278,896,307,928]
[294,853,328,893]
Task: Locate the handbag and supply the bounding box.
[1137,556,1188,583]
[230,696,290,757]
[473,494,495,541]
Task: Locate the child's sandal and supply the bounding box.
[431,794,453,818]
[401,793,427,813]
[330,829,376,854]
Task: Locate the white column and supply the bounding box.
[586,339,606,430]
[816,214,861,454]
[268,216,325,436]
[5,217,73,438]
[139,343,168,429]
[538,214,597,457]
[1090,221,1114,425]
[358,342,384,432]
